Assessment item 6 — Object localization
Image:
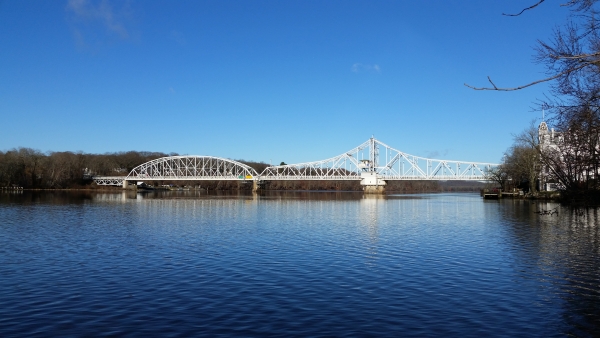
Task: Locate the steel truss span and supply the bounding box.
[260,140,369,180]
[260,138,498,181]
[127,156,259,181]
[91,137,499,185]
[93,176,126,186]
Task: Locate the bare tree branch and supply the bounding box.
[503,0,545,16]
[486,76,498,89]
[471,0,600,202]
[561,1,579,7]
[549,51,600,59]
[464,63,589,91]
[465,73,561,91]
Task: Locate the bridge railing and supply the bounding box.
[260,175,360,181]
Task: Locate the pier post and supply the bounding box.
[360,172,386,194]
[122,180,137,190]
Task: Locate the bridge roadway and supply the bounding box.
[92,137,499,192]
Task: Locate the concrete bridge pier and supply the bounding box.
[252,180,265,192]
[122,180,137,190]
[360,172,386,194]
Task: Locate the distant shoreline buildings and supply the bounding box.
[538,121,561,191]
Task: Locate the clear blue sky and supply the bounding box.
[1,0,568,164]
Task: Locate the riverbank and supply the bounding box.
[481,189,562,201]
[6,179,488,194]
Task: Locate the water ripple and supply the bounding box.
[0,192,598,337]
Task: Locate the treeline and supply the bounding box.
[0,148,175,188]
[0,147,484,194]
[0,148,272,189]
[164,180,480,193]
[488,119,600,204]
[132,179,458,193]
[257,180,443,192]
[237,160,269,174]
[479,1,600,205]
[162,180,444,192]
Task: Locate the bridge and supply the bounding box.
[92,137,498,193]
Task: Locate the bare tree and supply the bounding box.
[495,123,542,194]
[505,145,540,193]
[538,106,600,200]
[466,1,600,203]
[486,165,510,191]
[514,123,542,193]
[465,0,600,93]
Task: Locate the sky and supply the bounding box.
[0,0,571,164]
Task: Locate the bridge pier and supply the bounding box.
[363,185,386,194]
[252,180,266,192]
[122,180,137,190]
[360,172,386,194]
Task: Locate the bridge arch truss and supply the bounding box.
[126,156,259,181]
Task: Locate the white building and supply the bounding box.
[538,121,562,191]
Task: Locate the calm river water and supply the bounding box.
[0,191,599,337]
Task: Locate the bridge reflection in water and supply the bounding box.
[93,137,499,192]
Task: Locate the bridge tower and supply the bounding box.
[360,136,386,193]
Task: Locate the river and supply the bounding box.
[0,191,598,337]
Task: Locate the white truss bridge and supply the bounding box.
[92,137,499,187]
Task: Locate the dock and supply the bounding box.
[481,189,521,199]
